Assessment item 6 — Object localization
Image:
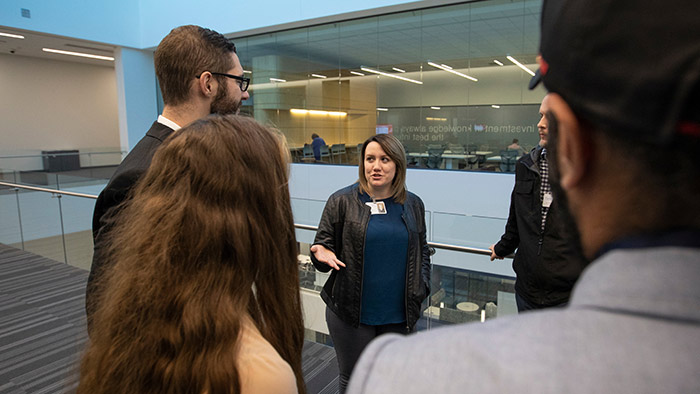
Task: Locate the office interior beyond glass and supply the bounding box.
[232,0,545,172]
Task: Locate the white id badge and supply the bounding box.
[365,201,387,215]
[542,192,553,208]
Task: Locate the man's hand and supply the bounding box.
[489,244,504,261]
[311,244,346,270]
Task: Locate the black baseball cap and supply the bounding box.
[529,0,700,143]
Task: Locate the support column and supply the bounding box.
[114,47,158,152]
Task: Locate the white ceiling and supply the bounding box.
[0,26,116,68]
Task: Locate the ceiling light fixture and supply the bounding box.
[392,67,406,73]
[426,117,447,121]
[311,74,327,79]
[430,106,441,110]
[290,108,347,116]
[0,32,25,39]
[491,105,501,109]
[506,55,536,76]
[350,71,365,76]
[42,48,114,61]
[270,77,286,82]
[376,108,388,111]
[427,61,477,82]
[243,70,252,74]
[361,66,423,85]
[493,60,504,66]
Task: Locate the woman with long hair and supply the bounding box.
[78,115,306,394]
[310,134,431,393]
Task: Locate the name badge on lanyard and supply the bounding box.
[365,201,387,215]
[542,192,553,208]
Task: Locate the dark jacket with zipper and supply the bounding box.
[494,146,587,307]
[311,183,431,330]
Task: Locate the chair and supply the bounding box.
[302,145,315,162]
[499,149,518,172]
[330,144,346,163]
[426,147,444,169]
[466,155,479,170]
[319,145,331,162]
[448,144,467,169]
[466,144,478,154]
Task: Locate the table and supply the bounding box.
[456,301,480,312]
[406,151,476,169]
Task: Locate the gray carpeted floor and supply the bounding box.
[0,244,338,394]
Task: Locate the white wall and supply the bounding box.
[0,53,120,170]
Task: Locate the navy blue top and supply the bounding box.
[311,137,326,160]
[359,193,408,325]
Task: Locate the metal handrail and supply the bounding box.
[0,181,98,199]
[0,151,126,159]
[0,181,496,256]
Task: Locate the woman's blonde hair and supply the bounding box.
[358,134,408,203]
[78,115,305,394]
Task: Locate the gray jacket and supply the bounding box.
[312,183,431,330]
[347,246,700,393]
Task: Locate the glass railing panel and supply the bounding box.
[0,185,23,248]
[14,188,67,264]
[422,257,516,331]
[59,194,96,271]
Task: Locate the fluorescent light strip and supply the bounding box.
[506,55,536,76]
[311,74,327,79]
[426,117,447,121]
[427,61,477,82]
[350,71,365,76]
[430,106,441,110]
[491,105,501,109]
[392,67,406,73]
[270,77,286,82]
[290,108,347,116]
[243,70,252,74]
[42,48,114,61]
[361,66,423,85]
[0,32,25,39]
[376,108,389,111]
[493,60,504,66]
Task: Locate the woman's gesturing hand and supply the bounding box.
[311,244,346,270]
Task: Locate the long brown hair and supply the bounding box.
[358,134,408,203]
[78,115,306,394]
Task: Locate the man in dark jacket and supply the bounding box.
[489,94,587,312]
[86,25,249,329]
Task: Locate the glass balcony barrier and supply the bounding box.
[0,181,516,344]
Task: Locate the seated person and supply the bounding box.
[507,138,525,156]
[311,133,326,160]
[78,115,306,394]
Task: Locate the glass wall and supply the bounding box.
[234,0,545,171]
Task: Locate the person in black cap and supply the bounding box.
[345,0,700,392]
[489,94,587,313]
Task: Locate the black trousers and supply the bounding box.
[326,307,409,393]
[515,292,567,313]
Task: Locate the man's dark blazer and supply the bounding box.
[85,121,174,327]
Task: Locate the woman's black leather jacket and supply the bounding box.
[311,183,431,330]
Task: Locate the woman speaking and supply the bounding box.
[311,134,431,393]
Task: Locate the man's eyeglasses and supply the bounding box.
[198,72,250,92]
